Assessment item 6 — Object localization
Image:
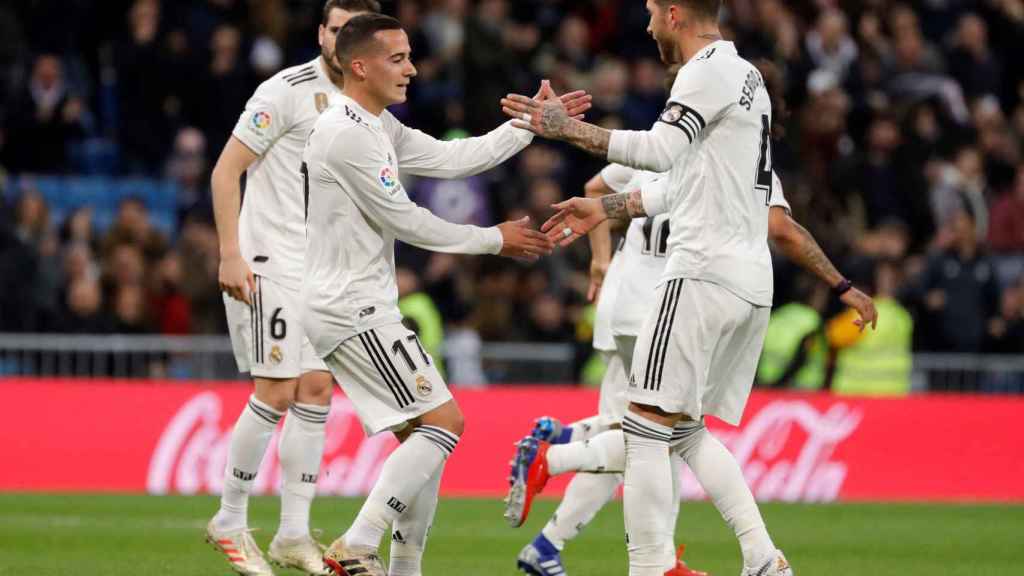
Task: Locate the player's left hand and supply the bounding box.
[541,197,608,247]
[841,287,878,331]
[532,79,592,120]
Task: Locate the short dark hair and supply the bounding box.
[335,13,403,67]
[322,0,381,25]
[657,0,722,20]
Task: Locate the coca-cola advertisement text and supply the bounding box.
[2,379,1022,501]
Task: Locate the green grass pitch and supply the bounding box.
[0,494,1020,575]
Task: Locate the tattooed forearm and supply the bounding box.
[539,100,611,156]
[562,120,612,156]
[601,191,648,221]
[791,221,844,286]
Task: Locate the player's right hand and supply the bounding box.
[219,253,255,305]
[497,217,554,263]
[588,258,609,302]
[541,197,608,247]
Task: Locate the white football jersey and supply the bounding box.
[612,170,790,338]
[592,165,656,351]
[233,57,342,290]
[609,41,775,306]
[301,94,533,356]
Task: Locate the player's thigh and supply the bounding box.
[247,276,307,380]
[297,336,334,405]
[324,323,452,437]
[598,350,628,425]
[223,293,253,374]
[703,302,771,425]
[628,279,715,417]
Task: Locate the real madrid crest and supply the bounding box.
[270,345,284,365]
[415,375,433,397]
[314,92,329,113]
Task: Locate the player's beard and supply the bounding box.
[322,47,346,78]
[655,36,677,66]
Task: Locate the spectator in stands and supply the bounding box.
[988,164,1024,253]
[805,9,858,84]
[101,197,168,264]
[165,127,211,223]
[905,208,1001,353]
[177,215,223,334]
[115,0,174,173]
[195,24,252,156]
[59,206,96,251]
[150,251,191,335]
[61,277,111,334]
[2,54,88,173]
[947,13,1002,100]
[111,284,151,334]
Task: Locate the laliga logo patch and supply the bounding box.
[415,375,433,397]
[379,166,399,195]
[251,111,272,131]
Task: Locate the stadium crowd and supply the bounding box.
[1,1,1023,383]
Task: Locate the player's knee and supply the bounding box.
[418,400,465,437]
[297,371,334,405]
[253,377,298,412]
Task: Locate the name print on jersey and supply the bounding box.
[739,69,764,111]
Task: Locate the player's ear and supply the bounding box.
[351,59,368,80]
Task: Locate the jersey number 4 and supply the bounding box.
[754,114,773,205]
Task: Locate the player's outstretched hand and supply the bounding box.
[534,79,592,120]
[497,216,555,263]
[502,80,582,137]
[541,197,608,247]
[841,286,878,331]
[219,253,255,305]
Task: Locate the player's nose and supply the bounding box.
[406,62,417,78]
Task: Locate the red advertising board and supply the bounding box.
[1,378,1022,501]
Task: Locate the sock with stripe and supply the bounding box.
[276,402,330,540]
[388,464,443,576]
[343,425,459,551]
[546,428,626,475]
[541,471,622,551]
[213,395,283,533]
[623,413,676,576]
[672,422,775,569]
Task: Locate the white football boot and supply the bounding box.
[205,521,275,576]
[322,537,386,576]
[741,550,793,576]
[268,532,329,575]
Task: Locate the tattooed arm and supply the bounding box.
[768,209,843,286]
[600,190,648,221]
[769,207,878,330]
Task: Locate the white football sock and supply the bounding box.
[565,415,607,442]
[623,414,675,576]
[541,472,622,550]
[276,402,329,539]
[343,425,458,550]
[213,395,283,532]
[546,429,626,475]
[388,464,443,576]
[672,422,775,569]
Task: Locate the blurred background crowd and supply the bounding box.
[1,0,1023,389]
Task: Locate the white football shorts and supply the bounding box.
[223,275,329,379]
[627,278,769,426]
[323,322,453,436]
